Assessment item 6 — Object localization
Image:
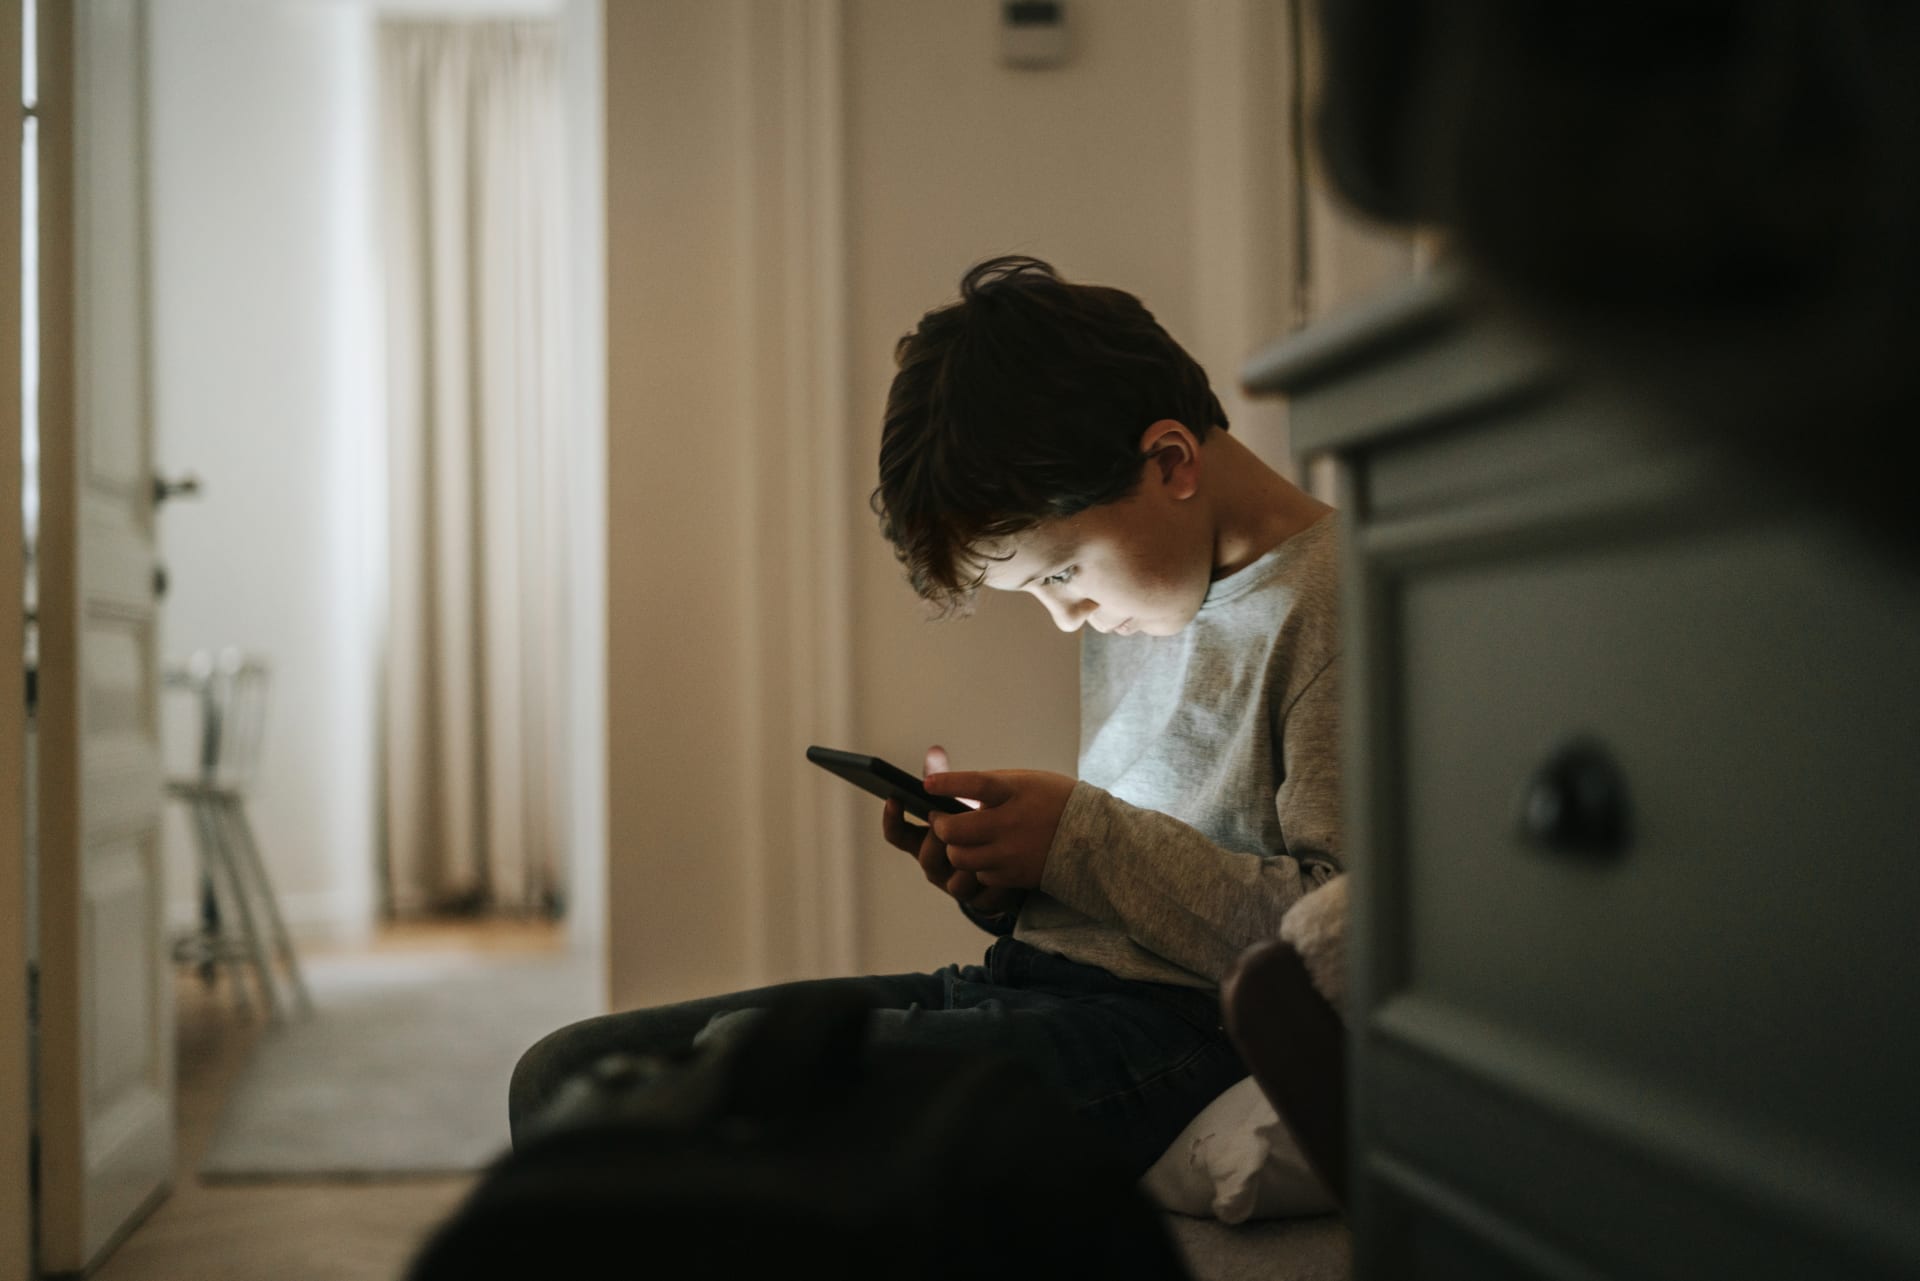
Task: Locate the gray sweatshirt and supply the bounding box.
[1010,512,1342,990]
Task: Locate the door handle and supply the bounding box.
[153,472,202,505]
[1517,738,1631,858]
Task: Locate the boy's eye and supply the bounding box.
[1041,565,1078,587]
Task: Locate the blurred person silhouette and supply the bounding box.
[1316,0,1920,558]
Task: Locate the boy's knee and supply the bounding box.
[508,1023,585,1146]
[689,1006,763,1051]
[508,1008,733,1147]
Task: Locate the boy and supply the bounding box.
[509,257,1341,1175]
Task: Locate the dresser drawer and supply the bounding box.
[1370,482,1920,1196]
[1261,273,1920,1278]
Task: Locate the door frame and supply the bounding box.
[2,0,30,1276]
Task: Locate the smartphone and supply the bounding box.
[805,745,969,820]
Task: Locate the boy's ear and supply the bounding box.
[1139,420,1201,499]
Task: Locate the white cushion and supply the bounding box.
[1140,1077,1335,1224]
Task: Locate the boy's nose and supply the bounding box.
[1044,595,1096,632]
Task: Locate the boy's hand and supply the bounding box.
[924,769,1075,890]
[879,746,1024,916]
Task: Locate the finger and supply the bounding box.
[944,868,982,900]
[920,847,951,887]
[926,747,980,808]
[880,798,924,854]
[925,770,1014,808]
[917,831,953,887]
[929,806,1002,848]
[943,840,998,874]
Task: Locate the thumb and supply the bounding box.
[925,745,981,809]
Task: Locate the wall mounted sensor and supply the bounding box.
[1001,1,1070,69]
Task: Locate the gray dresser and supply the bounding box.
[1245,273,1920,1280]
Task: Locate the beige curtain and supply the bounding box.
[379,22,570,916]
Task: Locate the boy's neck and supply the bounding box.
[1204,430,1333,580]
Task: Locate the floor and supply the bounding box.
[90,918,567,1281]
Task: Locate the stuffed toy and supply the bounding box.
[1280,874,1348,1012]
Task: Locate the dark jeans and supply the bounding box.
[508,937,1248,1177]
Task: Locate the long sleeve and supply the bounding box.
[1038,655,1341,982]
[1011,511,1342,991]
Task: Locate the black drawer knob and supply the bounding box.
[1519,739,1630,856]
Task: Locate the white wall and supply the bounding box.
[602,0,1308,1005]
[846,0,1208,971]
[150,0,383,947]
[149,0,607,953]
[559,0,607,966]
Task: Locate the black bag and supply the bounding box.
[407,989,1189,1279]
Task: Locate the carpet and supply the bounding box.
[198,950,602,1181]
[1164,1214,1351,1281]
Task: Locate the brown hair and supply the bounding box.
[872,256,1227,613]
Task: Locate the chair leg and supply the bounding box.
[190,795,254,1020]
[218,794,313,1018]
[197,869,220,988]
[199,792,281,1024]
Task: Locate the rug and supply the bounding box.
[198,950,602,1180]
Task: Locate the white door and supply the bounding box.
[33,1,173,1272]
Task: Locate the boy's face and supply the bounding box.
[977,422,1212,637]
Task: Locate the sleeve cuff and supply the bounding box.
[1039,779,1117,913]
